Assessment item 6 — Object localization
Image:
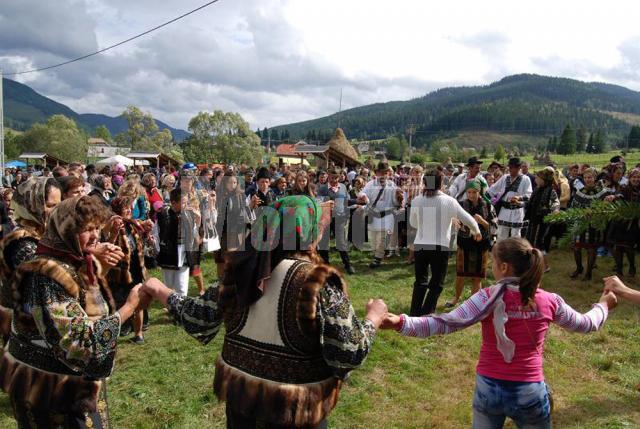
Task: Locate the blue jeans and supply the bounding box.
[472,374,551,429]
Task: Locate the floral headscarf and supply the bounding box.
[10,177,51,233]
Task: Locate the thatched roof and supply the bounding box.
[327,128,359,162]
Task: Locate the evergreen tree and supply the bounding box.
[576,126,588,152]
[627,125,640,149]
[557,124,577,155]
[587,132,595,153]
[480,145,488,158]
[548,136,558,153]
[270,128,280,142]
[494,144,506,161]
[262,127,269,140]
[593,129,606,153]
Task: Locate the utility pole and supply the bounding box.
[407,124,415,154]
[0,70,4,181]
[337,88,343,129]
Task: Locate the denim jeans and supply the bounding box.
[472,374,551,429]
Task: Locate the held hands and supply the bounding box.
[598,290,618,311]
[380,313,402,330]
[365,299,388,329]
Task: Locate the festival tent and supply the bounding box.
[95,154,135,166]
[5,160,27,168]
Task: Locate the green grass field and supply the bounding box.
[1,247,639,428]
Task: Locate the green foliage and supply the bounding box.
[430,141,459,163]
[480,145,488,158]
[16,114,88,162]
[545,200,640,246]
[115,106,176,154]
[94,125,112,143]
[628,125,640,148]
[386,136,409,160]
[3,130,21,160]
[410,152,428,165]
[576,126,588,152]
[494,144,506,161]
[557,124,577,155]
[184,111,263,165]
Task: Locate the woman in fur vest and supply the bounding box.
[141,195,388,428]
[103,197,149,344]
[0,178,61,340]
[0,196,143,428]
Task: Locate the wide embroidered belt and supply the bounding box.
[221,337,333,384]
[8,335,82,376]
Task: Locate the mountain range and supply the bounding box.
[272,74,640,147]
[2,78,189,141]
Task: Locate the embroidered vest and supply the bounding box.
[215,259,342,427]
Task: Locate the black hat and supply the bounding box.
[256,167,270,180]
[488,161,503,169]
[508,157,522,167]
[375,161,391,173]
[610,155,624,164]
[466,157,483,167]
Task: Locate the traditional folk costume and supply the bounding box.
[608,168,640,277]
[569,172,613,280]
[525,168,560,253]
[167,196,376,428]
[0,197,120,428]
[456,181,497,279]
[488,165,533,241]
[0,178,51,341]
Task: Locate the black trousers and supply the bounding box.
[411,247,450,316]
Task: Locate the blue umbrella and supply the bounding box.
[5,160,27,168]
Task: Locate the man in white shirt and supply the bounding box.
[448,157,488,203]
[488,157,533,240]
[409,169,481,316]
[358,162,403,268]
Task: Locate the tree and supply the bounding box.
[185,110,263,165]
[494,144,506,161]
[593,129,606,153]
[4,130,21,160]
[386,136,409,161]
[116,105,177,154]
[627,125,640,149]
[586,132,595,153]
[576,126,588,152]
[480,146,488,159]
[548,136,558,153]
[557,124,577,155]
[122,105,159,150]
[19,115,87,162]
[94,125,112,143]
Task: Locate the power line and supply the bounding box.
[3,0,222,76]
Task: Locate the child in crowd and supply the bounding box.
[382,237,617,428]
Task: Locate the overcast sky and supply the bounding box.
[2,0,640,132]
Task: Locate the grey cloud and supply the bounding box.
[0,0,97,61]
[0,0,460,129]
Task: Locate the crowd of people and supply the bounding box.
[0,153,637,428]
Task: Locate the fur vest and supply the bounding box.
[0,256,114,414]
[214,259,343,427]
